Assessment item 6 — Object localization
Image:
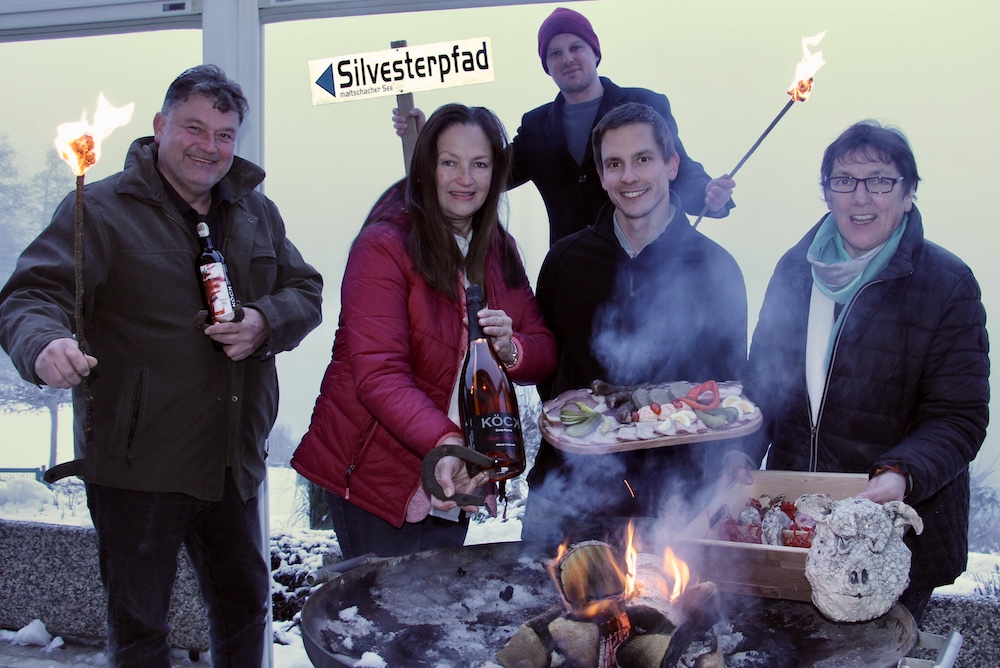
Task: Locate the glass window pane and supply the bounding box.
[0,30,199,523]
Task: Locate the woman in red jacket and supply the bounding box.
[293,104,557,558]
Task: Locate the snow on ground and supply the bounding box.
[1,468,997,666]
[0,619,64,651]
[0,467,528,666]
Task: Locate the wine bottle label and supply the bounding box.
[200,261,236,322]
[464,411,524,478]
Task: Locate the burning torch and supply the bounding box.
[54,93,134,433]
[693,31,826,229]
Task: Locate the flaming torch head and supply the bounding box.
[55,93,135,177]
[787,30,827,102]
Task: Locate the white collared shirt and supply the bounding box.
[612,203,676,258]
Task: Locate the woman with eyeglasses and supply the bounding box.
[735,120,989,624]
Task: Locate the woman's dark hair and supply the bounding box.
[375,103,520,300]
[820,120,920,198]
[162,64,249,124]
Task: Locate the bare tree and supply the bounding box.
[0,134,73,280]
[0,135,75,470]
[28,150,74,231]
[0,135,30,279]
[969,456,1000,554]
[0,356,69,469]
[267,423,298,468]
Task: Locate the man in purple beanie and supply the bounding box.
[395,6,736,246]
[520,6,734,244]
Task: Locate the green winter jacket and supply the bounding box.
[0,137,323,502]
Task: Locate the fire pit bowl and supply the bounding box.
[300,541,919,667]
[300,541,559,667]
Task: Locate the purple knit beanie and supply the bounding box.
[537,7,602,74]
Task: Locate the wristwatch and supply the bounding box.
[870,464,913,496]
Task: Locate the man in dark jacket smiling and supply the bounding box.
[741,120,989,624]
[395,7,736,246]
[512,6,735,245]
[524,103,747,550]
[0,65,323,666]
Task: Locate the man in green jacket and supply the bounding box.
[0,65,323,667]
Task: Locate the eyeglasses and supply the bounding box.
[825,175,905,194]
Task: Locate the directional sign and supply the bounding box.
[309,37,494,106]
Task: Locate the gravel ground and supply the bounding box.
[915,595,1000,668]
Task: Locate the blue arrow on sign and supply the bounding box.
[315,65,336,97]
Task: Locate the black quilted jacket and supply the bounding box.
[744,206,989,590]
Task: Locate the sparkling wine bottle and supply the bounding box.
[460,284,526,500]
[196,222,237,324]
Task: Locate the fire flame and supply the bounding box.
[660,546,691,602]
[787,31,827,102]
[549,519,701,622]
[549,524,638,619]
[624,521,637,598]
[55,93,135,176]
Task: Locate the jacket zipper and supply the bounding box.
[345,418,379,500]
[343,465,354,500]
[124,372,146,467]
[809,280,882,472]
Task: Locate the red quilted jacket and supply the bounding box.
[292,213,556,527]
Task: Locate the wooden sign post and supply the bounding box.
[391,39,418,174]
[309,37,494,175]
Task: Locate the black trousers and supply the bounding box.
[87,471,269,667]
[326,491,469,559]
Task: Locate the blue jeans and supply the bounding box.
[326,491,469,559]
[87,470,268,667]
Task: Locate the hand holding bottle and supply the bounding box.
[460,285,526,500]
[204,307,270,361]
[474,308,517,366]
[196,222,237,325]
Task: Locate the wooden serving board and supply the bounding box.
[539,388,762,455]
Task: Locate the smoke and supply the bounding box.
[588,233,746,386]
[590,291,678,386]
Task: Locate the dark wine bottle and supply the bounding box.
[196,222,237,324]
[459,284,526,501]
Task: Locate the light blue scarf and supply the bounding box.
[807,212,907,361]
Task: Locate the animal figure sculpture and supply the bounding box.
[796,494,923,622]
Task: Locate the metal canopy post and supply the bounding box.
[200,6,271,665]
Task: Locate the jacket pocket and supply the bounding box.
[247,252,278,300]
[109,366,146,465]
[344,417,379,500]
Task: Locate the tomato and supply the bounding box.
[677,380,721,410]
[784,531,813,549]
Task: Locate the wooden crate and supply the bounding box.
[675,470,868,602]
